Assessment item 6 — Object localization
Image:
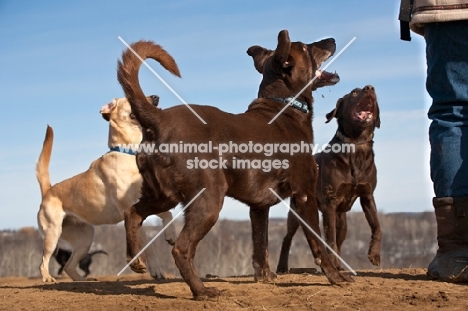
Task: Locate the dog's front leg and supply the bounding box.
[321,206,340,269]
[172,191,222,300]
[360,194,381,266]
[334,212,348,270]
[250,206,277,282]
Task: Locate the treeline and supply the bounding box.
[0,212,436,279]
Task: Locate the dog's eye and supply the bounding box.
[130,113,136,119]
[351,88,361,96]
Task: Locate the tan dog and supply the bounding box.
[36,96,176,282]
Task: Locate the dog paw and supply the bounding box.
[368,253,381,266]
[330,271,354,284]
[194,287,221,301]
[276,261,289,274]
[150,272,166,280]
[129,259,147,274]
[42,276,57,283]
[254,268,277,283]
[322,265,354,284]
[164,228,177,246]
[276,267,288,274]
[340,272,355,283]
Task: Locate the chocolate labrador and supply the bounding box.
[117,30,352,300]
[277,86,381,273]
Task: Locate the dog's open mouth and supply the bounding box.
[314,70,340,88]
[354,110,373,121]
[352,97,375,122]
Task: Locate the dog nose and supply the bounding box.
[150,95,160,106]
[364,85,374,92]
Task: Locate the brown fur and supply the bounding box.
[117,30,353,300]
[277,86,381,273]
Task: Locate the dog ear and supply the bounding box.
[247,30,292,73]
[374,102,381,128]
[273,29,291,68]
[325,98,343,123]
[307,38,336,69]
[247,45,272,74]
[100,99,118,122]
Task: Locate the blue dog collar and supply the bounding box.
[109,146,136,155]
[270,97,309,113]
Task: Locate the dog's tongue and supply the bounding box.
[315,70,340,83]
[355,111,373,121]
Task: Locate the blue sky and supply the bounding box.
[0,1,432,230]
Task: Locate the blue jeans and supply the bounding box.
[425,21,468,198]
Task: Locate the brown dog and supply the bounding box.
[277,86,381,273]
[117,30,352,300]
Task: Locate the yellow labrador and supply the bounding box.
[36,96,176,282]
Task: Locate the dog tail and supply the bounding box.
[36,125,53,196]
[89,250,108,257]
[117,40,181,129]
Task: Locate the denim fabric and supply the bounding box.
[425,21,468,197]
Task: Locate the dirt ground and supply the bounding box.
[1,268,468,310]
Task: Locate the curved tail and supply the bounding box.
[117,40,181,129]
[36,125,53,197]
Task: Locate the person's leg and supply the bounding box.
[425,20,468,282]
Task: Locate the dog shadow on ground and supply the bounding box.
[355,270,429,281]
[5,274,339,298]
[7,278,178,298]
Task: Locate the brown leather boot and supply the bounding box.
[427,196,468,282]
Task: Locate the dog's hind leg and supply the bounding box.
[37,200,65,283]
[124,205,151,273]
[124,197,176,274]
[172,190,223,300]
[124,202,154,274]
[59,217,94,281]
[250,206,277,282]
[276,200,301,274]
